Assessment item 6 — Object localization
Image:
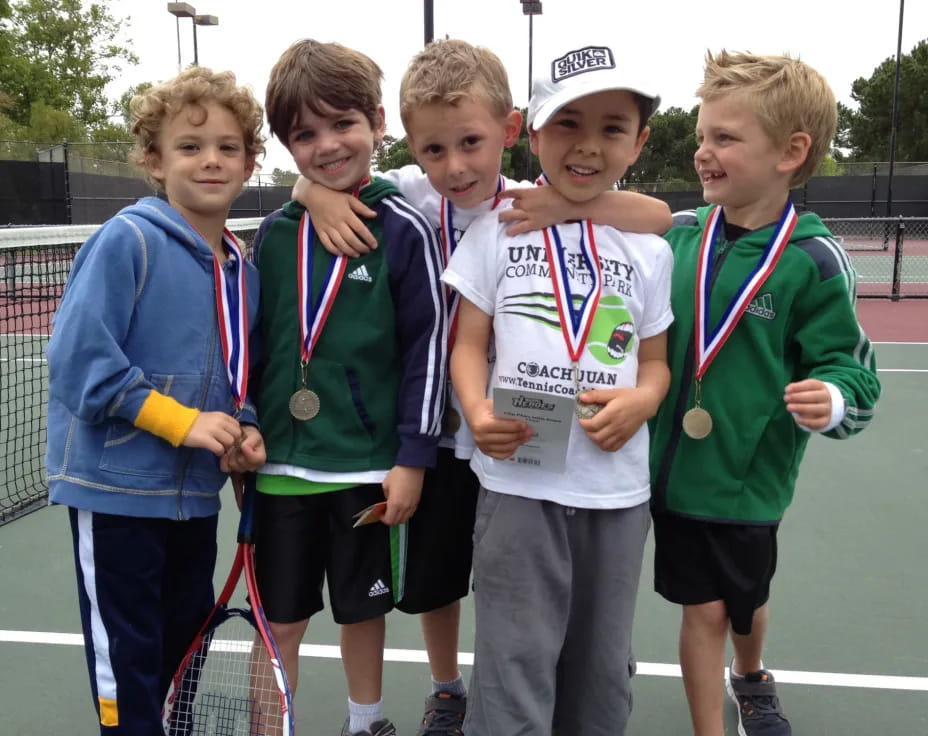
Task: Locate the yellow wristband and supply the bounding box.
[134,391,200,447]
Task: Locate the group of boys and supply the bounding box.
[46,25,880,736]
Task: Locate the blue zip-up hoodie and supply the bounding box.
[46,197,260,519]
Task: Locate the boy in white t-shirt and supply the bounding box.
[441,43,674,735]
[292,39,671,735]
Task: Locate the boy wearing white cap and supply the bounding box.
[441,44,673,735]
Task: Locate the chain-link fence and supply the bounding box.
[823,217,928,298]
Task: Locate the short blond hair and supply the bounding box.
[400,39,513,129]
[128,67,265,191]
[698,50,836,186]
[265,39,383,144]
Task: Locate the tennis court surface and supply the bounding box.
[1,221,926,734]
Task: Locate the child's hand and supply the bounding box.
[183,411,243,456]
[465,398,533,460]
[381,465,425,525]
[784,378,832,430]
[220,424,266,473]
[498,186,574,235]
[291,175,377,257]
[578,387,658,452]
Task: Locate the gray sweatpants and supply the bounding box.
[464,489,650,736]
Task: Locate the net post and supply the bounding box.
[63,141,73,225]
[890,216,905,301]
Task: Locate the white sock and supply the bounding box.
[347,697,383,733]
[431,675,466,697]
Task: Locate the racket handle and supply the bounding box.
[237,471,258,544]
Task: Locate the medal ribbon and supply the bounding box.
[213,230,249,410]
[297,212,348,364]
[440,175,504,348]
[542,220,603,362]
[694,200,798,379]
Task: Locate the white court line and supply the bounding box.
[2,630,926,693]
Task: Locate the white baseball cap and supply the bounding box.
[527,45,661,130]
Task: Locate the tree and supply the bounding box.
[269,168,298,187]
[373,134,415,172]
[627,106,699,185]
[841,39,928,161]
[0,0,137,131]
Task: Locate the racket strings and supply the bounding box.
[167,612,287,735]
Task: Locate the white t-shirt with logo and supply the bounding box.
[442,201,674,509]
[381,165,525,459]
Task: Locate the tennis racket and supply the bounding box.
[162,478,294,735]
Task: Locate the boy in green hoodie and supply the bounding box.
[648,51,881,736]
[252,40,446,736]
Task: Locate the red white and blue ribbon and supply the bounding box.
[694,200,798,378]
[542,220,603,362]
[297,212,347,364]
[213,229,249,410]
[440,175,504,347]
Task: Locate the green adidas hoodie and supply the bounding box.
[650,206,881,523]
[252,177,447,476]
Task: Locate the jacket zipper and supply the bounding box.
[175,281,222,520]
[652,239,734,512]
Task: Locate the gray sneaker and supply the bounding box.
[340,717,397,736]
[725,661,792,736]
[415,691,466,735]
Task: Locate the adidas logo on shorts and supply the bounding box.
[368,579,390,598]
[348,264,373,283]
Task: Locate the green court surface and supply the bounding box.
[1,343,927,734]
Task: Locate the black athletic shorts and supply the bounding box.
[254,485,396,625]
[652,512,779,635]
[397,447,479,614]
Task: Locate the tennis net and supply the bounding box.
[0,218,261,525]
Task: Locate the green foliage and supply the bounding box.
[841,39,928,161]
[815,155,844,177]
[0,0,137,132]
[627,106,699,184]
[373,134,415,172]
[269,168,298,187]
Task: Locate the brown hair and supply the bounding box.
[698,50,837,186]
[128,66,264,191]
[265,39,383,144]
[400,39,513,129]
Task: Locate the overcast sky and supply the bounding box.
[108,0,927,176]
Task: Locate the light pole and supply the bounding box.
[520,1,542,180]
[886,0,904,217]
[167,3,219,67]
[424,0,433,46]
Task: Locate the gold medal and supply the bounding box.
[289,388,320,421]
[442,408,462,435]
[682,406,713,439]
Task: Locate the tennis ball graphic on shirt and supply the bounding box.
[586,296,635,366]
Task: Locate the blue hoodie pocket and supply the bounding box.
[100,373,227,483]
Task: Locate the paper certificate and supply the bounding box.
[493,387,573,473]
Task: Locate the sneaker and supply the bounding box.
[725,660,792,736]
[415,691,466,736]
[340,717,397,736]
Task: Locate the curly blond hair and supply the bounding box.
[400,39,513,130]
[698,50,836,186]
[128,67,265,191]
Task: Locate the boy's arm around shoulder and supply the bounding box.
[790,246,881,438]
[383,196,448,469]
[499,185,672,235]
